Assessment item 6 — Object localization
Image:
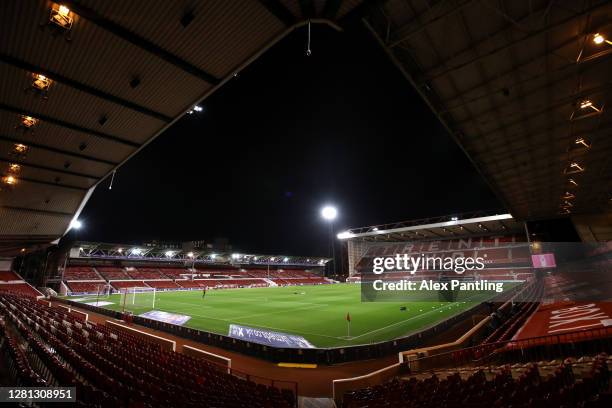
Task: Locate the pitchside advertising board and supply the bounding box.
[228,324,315,349]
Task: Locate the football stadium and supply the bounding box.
[1,1,611,408]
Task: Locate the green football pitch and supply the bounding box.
[71,283,510,347]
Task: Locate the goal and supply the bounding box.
[120,287,156,312]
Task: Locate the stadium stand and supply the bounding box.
[96,267,131,280]
[175,280,203,289]
[0,270,22,281]
[158,268,192,278]
[144,280,180,290]
[127,267,168,280]
[342,356,611,408]
[65,281,107,294]
[110,281,147,290]
[0,283,42,297]
[0,293,295,407]
[63,266,102,280]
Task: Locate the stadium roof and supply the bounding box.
[71,241,330,267]
[337,211,525,241]
[365,0,612,221]
[0,0,369,257]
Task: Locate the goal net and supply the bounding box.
[120,287,156,311]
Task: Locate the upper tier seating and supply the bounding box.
[127,267,167,279]
[63,266,101,280]
[0,270,21,281]
[0,294,295,408]
[96,267,131,280]
[159,268,191,278]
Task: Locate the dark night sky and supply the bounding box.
[78,22,501,256]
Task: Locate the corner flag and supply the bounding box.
[346,312,351,337]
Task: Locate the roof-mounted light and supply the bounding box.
[20,115,38,129]
[564,162,585,174]
[32,74,52,92]
[574,137,592,149]
[562,192,575,200]
[1,175,17,186]
[50,4,73,30]
[593,33,611,45]
[8,163,21,174]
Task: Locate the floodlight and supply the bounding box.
[321,205,337,221]
[117,248,123,253]
[69,219,82,230]
[372,227,378,231]
[337,231,353,239]
[451,216,458,221]
[187,252,194,258]
[253,256,258,261]
[593,33,605,44]
[283,257,289,262]
[165,250,174,257]
[58,5,70,17]
[193,105,203,112]
[131,248,142,255]
[231,253,240,259]
[1,175,17,185]
[210,253,217,259]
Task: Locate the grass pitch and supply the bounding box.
[74,283,506,347]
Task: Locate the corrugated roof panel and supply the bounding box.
[0,110,131,164]
[0,179,83,214]
[0,164,95,190]
[78,0,287,78]
[0,63,167,144]
[0,0,212,117]
[0,139,114,178]
[0,207,71,236]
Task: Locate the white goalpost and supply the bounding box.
[120,287,156,312]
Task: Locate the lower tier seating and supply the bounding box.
[0,293,295,408]
[343,356,611,408]
[0,283,41,297]
[66,281,107,293]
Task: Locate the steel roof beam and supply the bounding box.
[0,103,140,147]
[389,0,477,48]
[424,2,609,81]
[16,177,88,191]
[0,54,172,122]
[0,134,118,166]
[60,0,220,85]
[0,157,98,179]
[0,205,74,217]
